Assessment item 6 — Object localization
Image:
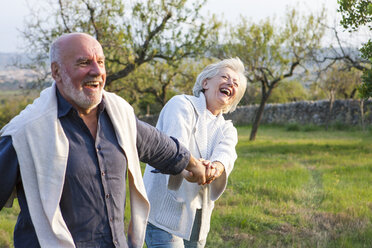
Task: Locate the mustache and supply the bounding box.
[82,77,104,83]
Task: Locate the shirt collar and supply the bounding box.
[186,92,223,118]
[56,87,105,118]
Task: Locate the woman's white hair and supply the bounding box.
[192,57,247,113]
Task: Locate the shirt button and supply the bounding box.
[114,241,118,246]
[101,171,105,176]
[109,217,113,222]
[105,193,110,199]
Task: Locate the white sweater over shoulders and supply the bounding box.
[1,84,149,248]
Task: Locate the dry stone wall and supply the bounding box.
[225,99,372,126]
[140,99,372,126]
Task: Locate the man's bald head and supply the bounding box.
[49,33,102,65]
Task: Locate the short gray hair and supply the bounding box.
[49,35,64,65]
[192,57,247,113]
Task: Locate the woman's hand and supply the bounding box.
[200,160,224,185]
[183,158,225,185]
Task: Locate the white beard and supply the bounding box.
[60,69,103,110]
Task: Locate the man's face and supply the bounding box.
[53,34,106,113]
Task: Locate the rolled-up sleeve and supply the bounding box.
[0,135,20,209]
[136,118,190,175]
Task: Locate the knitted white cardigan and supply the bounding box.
[1,84,149,248]
[143,93,238,241]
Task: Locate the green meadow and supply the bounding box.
[1,125,371,248]
[208,125,372,248]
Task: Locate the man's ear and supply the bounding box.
[202,79,209,90]
[51,62,61,82]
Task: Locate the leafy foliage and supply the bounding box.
[268,80,309,103]
[217,7,326,140]
[338,0,372,99]
[317,62,363,100]
[0,95,34,129]
[338,0,372,31]
[358,67,372,98]
[110,58,214,115]
[20,0,220,109]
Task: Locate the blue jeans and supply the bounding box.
[145,209,206,248]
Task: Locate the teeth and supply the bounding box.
[220,88,231,96]
[85,82,100,86]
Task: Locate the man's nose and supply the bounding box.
[90,61,105,75]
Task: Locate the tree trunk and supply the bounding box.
[325,92,335,131]
[106,63,136,86]
[146,104,150,116]
[249,95,269,141]
[360,99,365,132]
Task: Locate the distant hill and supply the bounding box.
[0,53,39,85]
[0,53,31,69]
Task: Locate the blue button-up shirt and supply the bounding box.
[0,88,190,248]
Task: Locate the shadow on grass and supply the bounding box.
[237,142,371,156]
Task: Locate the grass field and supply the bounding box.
[207,125,372,248]
[0,125,371,248]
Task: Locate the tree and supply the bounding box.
[218,8,326,140]
[338,0,372,99]
[268,80,309,103]
[316,63,361,129]
[20,0,220,93]
[110,58,213,115]
[317,62,362,99]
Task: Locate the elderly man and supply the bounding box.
[0,33,207,248]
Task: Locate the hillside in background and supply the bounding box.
[0,46,363,92]
[0,53,38,89]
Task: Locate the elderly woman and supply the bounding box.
[143,58,247,248]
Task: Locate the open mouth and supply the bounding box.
[84,81,101,89]
[220,88,231,96]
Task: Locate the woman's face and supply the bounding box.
[202,67,240,115]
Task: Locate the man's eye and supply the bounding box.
[79,60,89,65]
[221,75,228,79]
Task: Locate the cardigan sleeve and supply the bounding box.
[155,95,196,190]
[209,121,238,201]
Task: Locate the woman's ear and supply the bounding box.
[202,79,209,90]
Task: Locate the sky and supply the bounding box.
[0,0,368,53]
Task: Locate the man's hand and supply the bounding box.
[184,155,206,185]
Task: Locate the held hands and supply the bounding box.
[200,159,224,185]
[183,155,224,185]
[184,155,206,185]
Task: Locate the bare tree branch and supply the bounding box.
[137,12,172,60]
[81,0,101,41]
[58,0,72,33]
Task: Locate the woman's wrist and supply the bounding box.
[212,161,224,178]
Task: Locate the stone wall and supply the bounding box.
[225,99,372,126]
[140,99,372,126]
